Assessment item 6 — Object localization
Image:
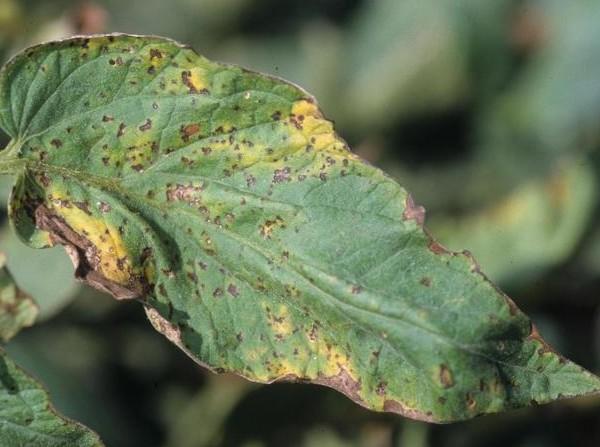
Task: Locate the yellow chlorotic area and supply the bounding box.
[242,301,363,402]
[47,191,133,285]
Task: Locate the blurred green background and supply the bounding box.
[1,0,600,445]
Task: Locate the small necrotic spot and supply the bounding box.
[273,167,291,183]
[150,48,163,59]
[466,393,477,411]
[181,124,200,142]
[50,139,62,149]
[227,284,239,297]
[139,119,152,132]
[308,323,318,341]
[439,364,454,389]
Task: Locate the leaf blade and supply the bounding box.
[0,350,103,447]
[0,34,598,422]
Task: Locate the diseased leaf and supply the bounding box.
[0,349,103,447]
[0,251,37,341]
[0,34,598,422]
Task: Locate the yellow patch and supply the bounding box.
[289,99,357,159]
[183,67,208,93]
[48,193,132,285]
[310,335,358,379]
[270,304,294,337]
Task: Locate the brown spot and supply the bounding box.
[466,393,477,411]
[428,240,448,255]
[95,202,111,215]
[140,247,153,264]
[73,201,91,215]
[213,288,223,298]
[260,216,284,239]
[439,364,454,388]
[50,139,63,149]
[180,123,200,142]
[139,119,152,132]
[420,277,431,287]
[166,183,202,204]
[376,382,387,396]
[150,48,163,59]
[403,194,425,226]
[102,115,114,122]
[351,285,362,294]
[117,122,126,138]
[308,323,318,341]
[181,70,198,93]
[272,167,291,183]
[227,284,239,297]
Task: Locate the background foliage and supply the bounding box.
[0,0,599,445]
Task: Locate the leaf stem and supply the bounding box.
[0,157,25,175]
[0,139,25,175]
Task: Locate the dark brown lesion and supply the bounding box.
[403,194,426,225]
[33,204,146,300]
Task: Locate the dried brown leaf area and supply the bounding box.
[0,35,599,422]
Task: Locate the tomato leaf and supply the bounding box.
[0,252,37,342]
[0,34,598,422]
[0,350,103,446]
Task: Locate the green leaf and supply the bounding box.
[0,349,103,446]
[0,34,598,422]
[429,159,597,286]
[0,251,37,342]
